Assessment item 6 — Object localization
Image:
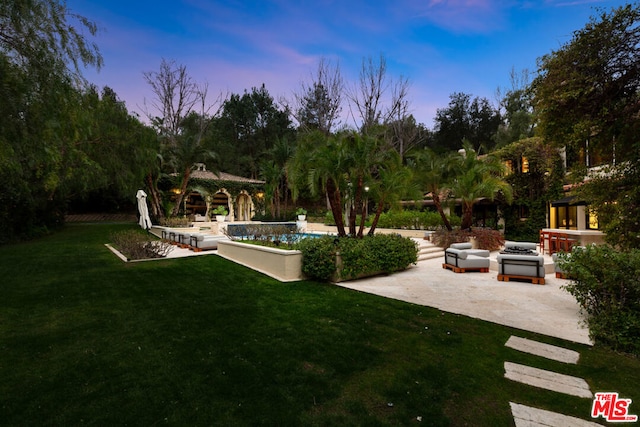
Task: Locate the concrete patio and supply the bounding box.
[336,252,591,345]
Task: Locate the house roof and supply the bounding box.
[551,196,587,207]
[189,169,265,184]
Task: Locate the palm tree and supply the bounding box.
[269,137,295,218]
[367,151,416,236]
[341,132,386,236]
[409,148,457,231]
[448,142,513,230]
[289,131,349,236]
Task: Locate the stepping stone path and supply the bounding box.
[510,402,601,427]
[504,335,601,426]
[505,336,580,364]
[504,362,593,398]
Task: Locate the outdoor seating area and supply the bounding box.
[152,225,228,252]
[442,241,550,285]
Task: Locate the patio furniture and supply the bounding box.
[539,230,578,255]
[497,253,546,285]
[502,241,539,255]
[443,243,490,273]
[190,234,228,251]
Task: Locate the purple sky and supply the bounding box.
[67,0,631,127]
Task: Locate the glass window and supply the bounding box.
[552,205,577,229]
[588,208,599,230]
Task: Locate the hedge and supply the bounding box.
[560,245,640,356]
[296,234,418,282]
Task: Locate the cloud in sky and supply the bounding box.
[69,0,629,126]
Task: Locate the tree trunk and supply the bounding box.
[349,176,363,237]
[146,173,165,220]
[327,179,346,237]
[461,201,473,230]
[432,193,452,231]
[367,198,386,237]
[171,167,192,217]
[357,200,367,238]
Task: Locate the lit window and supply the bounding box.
[522,157,529,173]
[504,160,513,175]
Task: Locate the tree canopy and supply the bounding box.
[533,3,640,249]
[0,1,156,241]
[431,92,501,153]
[533,3,640,167]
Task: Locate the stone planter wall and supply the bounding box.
[217,240,304,282]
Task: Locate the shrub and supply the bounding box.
[110,230,173,260]
[375,210,459,230]
[431,229,471,248]
[296,236,338,281]
[470,228,505,251]
[561,245,640,356]
[297,234,418,281]
[158,217,190,227]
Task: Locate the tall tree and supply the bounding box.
[533,4,640,167]
[0,0,103,240]
[291,57,343,135]
[143,59,222,218]
[431,92,501,153]
[495,68,535,148]
[213,84,294,179]
[0,0,102,75]
[347,54,410,136]
[260,137,295,219]
[533,4,640,249]
[367,152,415,236]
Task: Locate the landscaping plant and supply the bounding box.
[110,229,173,260]
[560,245,640,356]
[297,234,418,281]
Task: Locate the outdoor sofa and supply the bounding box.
[497,242,545,284]
[443,242,491,273]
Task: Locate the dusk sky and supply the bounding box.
[67,0,632,127]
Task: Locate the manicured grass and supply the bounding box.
[1,223,638,425]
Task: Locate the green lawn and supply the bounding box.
[1,224,638,426]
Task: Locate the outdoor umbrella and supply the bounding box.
[136,189,152,230]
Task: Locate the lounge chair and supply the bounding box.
[190,234,228,251]
[443,243,491,273]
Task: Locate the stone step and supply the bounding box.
[506,336,580,364]
[510,402,601,427]
[413,238,445,262]
[504,362,593,399]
